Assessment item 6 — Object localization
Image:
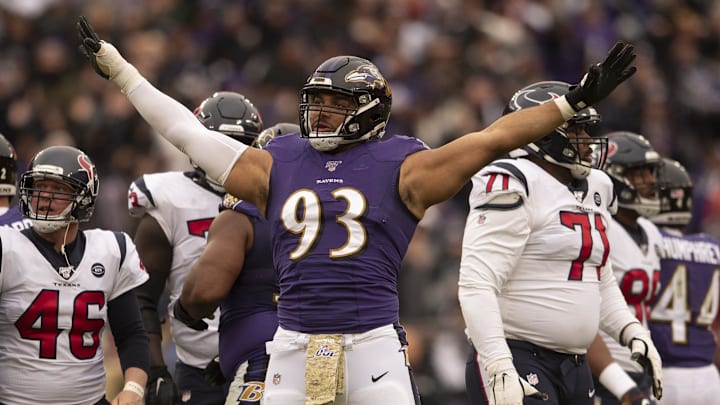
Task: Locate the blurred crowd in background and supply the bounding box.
[1,0,720,403]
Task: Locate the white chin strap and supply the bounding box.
[31,219,71,233]
[29,204,75,233]
[310,137,341,152]
[545,156,591,179]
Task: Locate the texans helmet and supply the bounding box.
[604,131,661,217]
[505,81,606,179]
[299,55,392,151]
[0,133,17,197]
[195,91,263,146]
[651,158,693,227]
[19,146,99,233]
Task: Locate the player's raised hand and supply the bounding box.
[565,41,637,111]
[76,16,109,79]
[76,16,143,93]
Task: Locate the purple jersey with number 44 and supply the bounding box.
[649,229,720,367]
[264,134,427,334]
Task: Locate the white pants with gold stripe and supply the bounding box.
[262,324,418,405]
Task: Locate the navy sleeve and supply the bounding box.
[108,289,150,373]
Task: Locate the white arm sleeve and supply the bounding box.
[599,260,638,343]
[458,195,529,366]
[93,40,248,185]
[125,81,247,185]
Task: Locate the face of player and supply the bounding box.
[566,124,595,164]
[626,165,658,199]
[29,179,75,218]
[305,91,356,134]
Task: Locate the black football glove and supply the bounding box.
[172,299,209,331]
[145,366,180,405]
[76,15,109,79]
[565,41,637,111]
[203,355,227,387]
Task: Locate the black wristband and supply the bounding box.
[564,86,588,112]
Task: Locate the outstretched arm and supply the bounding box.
[77,16,272,214]
[400,42,636,218]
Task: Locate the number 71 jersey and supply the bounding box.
[0,227,148,405]
[463,158,618,352]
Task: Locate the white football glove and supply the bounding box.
[622,323,663,399]
[486,358,548,405]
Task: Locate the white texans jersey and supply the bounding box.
[600,216,663,372]
[0,227,147,405]
[459,159,635,364]
[128,171,222,368]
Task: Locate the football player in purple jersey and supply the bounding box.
[460,82,662,405]
[129,91,263,405]
[0,146,149,405]
[0,133,31,230]
[78,15,637,405]
[646,158,720,404]
[174,123,298,405]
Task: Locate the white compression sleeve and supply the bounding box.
[125,80,247,185]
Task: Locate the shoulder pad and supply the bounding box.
[127,176,155,218]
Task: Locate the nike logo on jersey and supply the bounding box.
[588,388,595,397]
[371,371,389,383]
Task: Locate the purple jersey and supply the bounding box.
[648,229,720,367]
[0,205,31,230]
[218,198,278,377]
[264,134,427,334]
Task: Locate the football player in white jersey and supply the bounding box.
[459,82,663,405]
[129,91,263,405]
[0,145,149,405]
[587,132,665,405]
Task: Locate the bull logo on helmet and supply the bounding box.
[345,64,387,90]
[77,153,95,185]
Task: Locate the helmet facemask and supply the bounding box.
[651,158,693,227]
[299,56,392,152]
[604,132,662,218]
[504,81,606,179]
[520,113,607,180]
[300,89,385,152]
[20,173,93,233]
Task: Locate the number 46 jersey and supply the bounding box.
[0,227,148,405]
